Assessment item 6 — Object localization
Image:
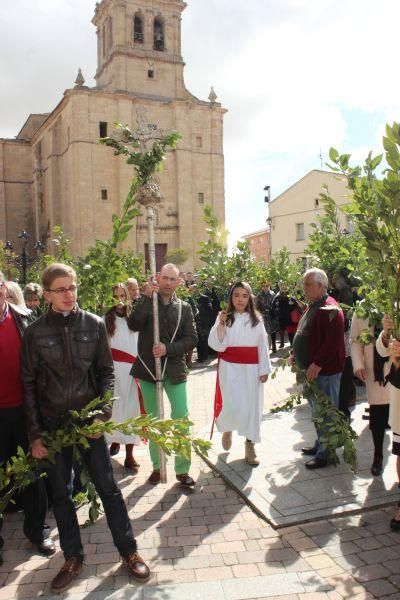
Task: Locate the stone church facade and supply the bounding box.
[0,0,226,270]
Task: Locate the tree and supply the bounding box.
[265,248,303,293]
[304,187,366,286]
[328,123,400,335]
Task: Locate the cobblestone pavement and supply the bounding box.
[1,347,400,599]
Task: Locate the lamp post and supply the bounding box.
[3,231,44,285]
[264,185,272,263]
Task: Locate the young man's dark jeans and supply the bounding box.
[0,407,48,543]
[45,432,136,559]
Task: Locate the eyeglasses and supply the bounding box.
[46,285,78,294]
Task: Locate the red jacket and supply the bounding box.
[308,296,345,375]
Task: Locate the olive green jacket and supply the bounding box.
[128,294,197,384]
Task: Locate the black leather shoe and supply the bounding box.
[176,474,196,487]
[301,446,317,456]
[36,537,56,556]
[147,470,161,485]
[371,459,383,476]
[390,517,400,532]
[305,457,328,470]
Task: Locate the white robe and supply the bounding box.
[208,313,271,443]
[107,316,141,445]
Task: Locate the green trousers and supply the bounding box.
[139,378,191,474]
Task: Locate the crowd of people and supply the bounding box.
[2,262,400,593]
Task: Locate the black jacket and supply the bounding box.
[128,294,197,384]
[8,303,32,337]
[20,306,114,442]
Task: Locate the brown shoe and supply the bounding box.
[50,556,84,594]
[124,458,140,472]
[123,552,151,583]
[176,473,195,487]
[147,470,161,485]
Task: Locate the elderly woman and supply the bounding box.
[6,281,28,309]
[351,313,390,475]
[376,317,400,530]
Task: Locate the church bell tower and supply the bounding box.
[92,0,187,99]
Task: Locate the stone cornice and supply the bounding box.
[95,47,184,81]
[13,83,226,147]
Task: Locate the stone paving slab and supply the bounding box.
[195,353,399,528]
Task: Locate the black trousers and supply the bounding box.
[369,404,390,461]
[0,406,48,543]
[196,333,210,361]
[45,432,136,559]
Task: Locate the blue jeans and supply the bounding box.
[45,433,136,559]
[307,372,342,461]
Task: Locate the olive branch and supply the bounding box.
[271,359,358,472]
[0,395,210,519]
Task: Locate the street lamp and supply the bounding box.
[3,231,44,285]
[264,185,272,263]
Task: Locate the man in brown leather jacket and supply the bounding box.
[20,263,150,593]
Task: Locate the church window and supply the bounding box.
[196,136,202,148]
[101,188,108,201]
[153,18,165,51]
[148,70,154,79]
[198,192,205,204]
[99,122,108,138]
[134,15,144,43]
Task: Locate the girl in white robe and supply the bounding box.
[105,284,142,471]
[208,282,272,465]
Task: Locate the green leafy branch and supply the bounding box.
[327,123,400,338]
[271,359,358,472]
[0,395,210,517]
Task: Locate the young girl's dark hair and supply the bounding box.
[226,281,261,328]
[105,283,132,337]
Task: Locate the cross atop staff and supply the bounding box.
[134,105,167,483]
[135,106,163,147]
[100,119,181,484]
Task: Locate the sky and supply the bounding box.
[1,0,400,247]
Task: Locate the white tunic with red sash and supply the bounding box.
[208,312,271,443]
[107,316,142,445]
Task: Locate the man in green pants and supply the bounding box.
[128,263,197,486]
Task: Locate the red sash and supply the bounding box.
[111,347,146,415]
[111,348,135,364]
[211,346,258,438]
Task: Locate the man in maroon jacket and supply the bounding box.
[292,268,345,469]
